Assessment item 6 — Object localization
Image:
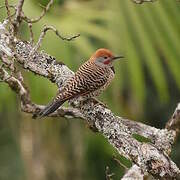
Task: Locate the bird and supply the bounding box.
[36,48,124,118]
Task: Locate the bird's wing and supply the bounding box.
[58,62,108,100]
[36,62,108,118]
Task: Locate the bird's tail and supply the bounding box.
[34,99,66,119]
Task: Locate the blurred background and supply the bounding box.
[0,0,180,179]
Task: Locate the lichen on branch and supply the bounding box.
[0,0,180,179]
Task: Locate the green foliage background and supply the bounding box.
[0,0,180,179]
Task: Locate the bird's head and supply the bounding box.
[90,48,124,67]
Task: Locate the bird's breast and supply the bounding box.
[60,62,115,99]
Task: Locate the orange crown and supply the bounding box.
[90,48,114,62]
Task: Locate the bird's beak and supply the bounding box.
[112,56,124,61]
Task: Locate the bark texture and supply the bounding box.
[0,0,180,179]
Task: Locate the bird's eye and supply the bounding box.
[104,56,108,59]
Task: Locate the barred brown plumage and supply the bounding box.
[36,48,124,118]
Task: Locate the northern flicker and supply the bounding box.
[37,48,123,118]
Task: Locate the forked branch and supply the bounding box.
[0,0,180,179]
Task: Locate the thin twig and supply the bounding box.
[113,155,128,170]
[0,5,16,18]
[4,0,13,25]
[22,0,54,23]
[105,166,114,180]
[14,0,24,21]
[132,0,157,4]
[29,25,80,56]
[13,0,24,33]
[28,23,34,44]
[166,103,180,138]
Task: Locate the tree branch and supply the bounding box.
[131,0,157,4]
[22,0,54,23]
[122,165,144,180]
[29,25,80,57]
[0,60,82,119]
[0,0,180,179]
[166,103,180,137]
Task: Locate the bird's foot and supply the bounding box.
[91,98,108,108]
